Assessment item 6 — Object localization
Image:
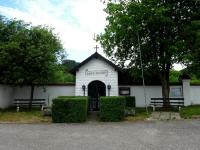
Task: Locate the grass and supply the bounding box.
[0,107,52,123]
[125,107,152,121]
[180,105,200,119]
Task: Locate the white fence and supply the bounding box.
[0,79,200,108]
[0,85,75,108]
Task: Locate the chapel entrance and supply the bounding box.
[88,80,106,111]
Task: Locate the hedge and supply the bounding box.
[125,96,136,108]
[100,96,126,122]
[52,96,88,123]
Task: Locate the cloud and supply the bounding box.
[0,0,107,62]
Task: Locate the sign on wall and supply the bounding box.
[85,69,108,77]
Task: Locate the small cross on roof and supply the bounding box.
[94,45,99,52]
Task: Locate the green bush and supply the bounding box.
[52,96,88,123]
[125,96,135,107]
[100,96,126,122]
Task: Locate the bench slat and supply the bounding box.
[14,99,45,101]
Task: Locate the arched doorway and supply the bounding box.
[88,80,106,111]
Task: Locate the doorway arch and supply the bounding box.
[88,80,106,111]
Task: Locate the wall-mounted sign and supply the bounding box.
[85,69,108,77]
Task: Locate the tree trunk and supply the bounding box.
[160,64,170,108]
[29,84,35,110]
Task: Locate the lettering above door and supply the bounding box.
[85,69,108,77]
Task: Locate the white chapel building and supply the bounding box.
[0,52,199,109]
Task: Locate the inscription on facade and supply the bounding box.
[85,69,108,77]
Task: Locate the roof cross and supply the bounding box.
[94,45,99,53]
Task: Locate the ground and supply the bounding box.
[0,120,200,150]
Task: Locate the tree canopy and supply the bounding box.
[0,16,64,86]
[0,16,65,108]
[98,0,200,103]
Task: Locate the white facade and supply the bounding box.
[0,85,13,108]
[0,53,200,108]
[75,58,118,96]
[0,82,200,108]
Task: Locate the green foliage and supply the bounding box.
[62,59,79,72]
[98,0,200,98]
[170,70,182,83]
[100,96,125,122]
[180,105,200,119]
[52,96,88,123]
[125,96,135,108]
[183,21,200,78]
[0,16,64,86]
[50,64,75,83]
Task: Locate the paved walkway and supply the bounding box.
[149,111,181,120]
[0,120,200,150]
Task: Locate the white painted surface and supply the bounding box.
[75,58,118,96]
[119,85,183,107]
[0,85,13,108]
[13,85,75,105]
[190,86,200,105]
[182,79,191,106]
[0,82,200,108]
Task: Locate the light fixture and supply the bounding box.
[82,85,86,96]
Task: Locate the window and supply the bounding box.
[119,87,130,96]
[170,87,183,97]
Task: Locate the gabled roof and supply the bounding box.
[71,52,121,73]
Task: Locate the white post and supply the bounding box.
[182,79,191,106]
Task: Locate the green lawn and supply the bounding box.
[0,107,52,123]
[180,105,200,119]
[125,107,152,121]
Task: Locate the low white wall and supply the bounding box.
[13,85,75,105]
[0,85,14,108]
[120,85,183,107]
[190,86,200,105]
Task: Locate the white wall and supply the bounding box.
[13,85,75,105]
[75,58,118,96]
[0,85,14,108]
[190,86,200,105]
[120,85,183,107]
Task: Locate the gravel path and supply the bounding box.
[0,120,200,150]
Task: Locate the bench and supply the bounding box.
[14,99,46,112]
[150,98,184,111]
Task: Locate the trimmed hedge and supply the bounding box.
[52,96,88,123]
[100,96,126,122]
[125,96,136,108]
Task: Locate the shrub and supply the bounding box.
[52,96,88,123]
[100,96,126,122]
[125,96,136,108]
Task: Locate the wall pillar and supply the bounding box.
[182,79,191,106]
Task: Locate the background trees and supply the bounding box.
[98,0,200,105]
[0,16,64,108]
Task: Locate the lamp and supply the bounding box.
[107,84,111,90]
[107,84,111,96]
[82,85,86,96]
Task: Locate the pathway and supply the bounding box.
[149,111,181,120]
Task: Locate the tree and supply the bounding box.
[0,16,64,108]
[98,0,200,106]
[183,21,200,78]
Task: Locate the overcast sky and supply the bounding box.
[0,0,182,70]
[0,0,107,62]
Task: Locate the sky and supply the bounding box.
[0,0,107,62]
[0,0,182,70]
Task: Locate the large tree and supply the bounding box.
[183,21,200,78]
[0,16,64,108]
[98,0,200,106]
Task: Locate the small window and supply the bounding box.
[170,87,183,97]
[119,87,130,96]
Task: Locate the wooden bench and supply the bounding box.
[14,99,46,112]
[150,98,184,111]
